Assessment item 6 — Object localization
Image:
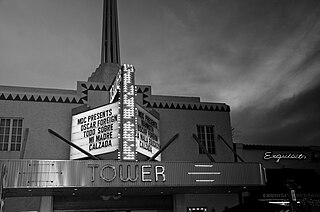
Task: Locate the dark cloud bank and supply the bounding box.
[232,81,320,146]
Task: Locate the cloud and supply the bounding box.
[0,0,101,89]
[131,0,320,110]
[232,79,320,145]
[150,0,320,146]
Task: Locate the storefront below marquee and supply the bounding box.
[233,143,320,212]
[0,160,265,212]
[3,195,174,212]
[3,194,241,212]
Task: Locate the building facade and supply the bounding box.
[0,74,266,212]
[0,1,265,212]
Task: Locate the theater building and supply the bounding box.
[0,1,265,212]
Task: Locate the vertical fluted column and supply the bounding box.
[88,0,121,84]
[101,0,120,65]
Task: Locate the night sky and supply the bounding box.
[0,0,319,146]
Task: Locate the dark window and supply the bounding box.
[197,125,215,154]
[0,118,23,151]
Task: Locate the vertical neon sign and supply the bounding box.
[120,64,136,160]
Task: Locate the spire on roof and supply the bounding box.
[88,0,121,85]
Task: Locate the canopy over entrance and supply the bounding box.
[1,160,265,195]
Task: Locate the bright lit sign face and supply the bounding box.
[70,102,120,159]
[121,64,136,160]
[263,151,307,163]
[136,104,161,161]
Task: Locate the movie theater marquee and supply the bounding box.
[70,64,161,161]
[70,102,120,160]
[136,104,161,161]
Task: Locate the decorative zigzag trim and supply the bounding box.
[145,101,230,112]
[79,82,109,103]
[136,85,230,112]
[136,85,151,107]
[0,93,84,104]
